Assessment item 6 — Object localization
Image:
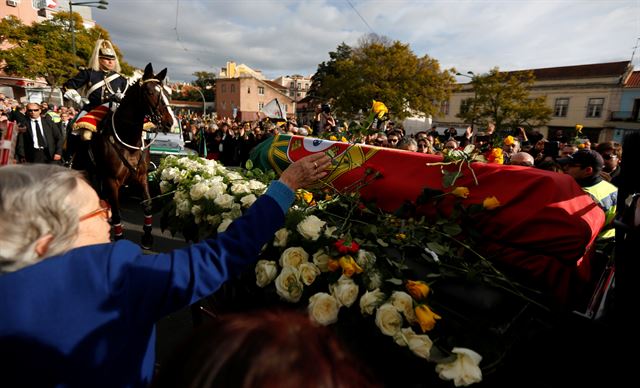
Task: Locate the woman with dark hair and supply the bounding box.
[152,310,380,388]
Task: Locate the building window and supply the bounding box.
[258,102,264,110]
[230,84,235,93]
[297,82,302,89]
[586,98,604,118]
[247,87,251,94]
[297,92,301,97]
[439,100,450,115]
[283,104,288,112]
[221,85,226,93]
[258,86,265,95]
[554,98,569,117]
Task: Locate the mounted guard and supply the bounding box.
[63,39,128,142]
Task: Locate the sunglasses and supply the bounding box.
[27,109,40,112]
[79,199,111,222]
[602,154,617,160]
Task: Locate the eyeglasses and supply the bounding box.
[602,154,617,160]
[79,199,111,222]
[27,109,40,112]
[389,138,399,143]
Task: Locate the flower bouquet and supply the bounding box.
[154,152,554,387]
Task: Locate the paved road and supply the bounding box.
[118,190,201,369]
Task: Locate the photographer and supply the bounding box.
[314,103,336,136]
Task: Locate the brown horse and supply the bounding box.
[86,63,175,249]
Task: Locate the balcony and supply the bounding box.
[610,111,640,122]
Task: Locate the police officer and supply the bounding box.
[63,39,128,141]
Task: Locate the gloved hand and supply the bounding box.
[113,92,125,102]
[64,89,82,105]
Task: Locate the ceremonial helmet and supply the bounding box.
[88,39,121,72]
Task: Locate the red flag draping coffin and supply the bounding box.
[261,134,606,304]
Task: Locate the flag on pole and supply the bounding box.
[46,0,58,9]
[260,98,286,121]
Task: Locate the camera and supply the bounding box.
[321,103,331,114]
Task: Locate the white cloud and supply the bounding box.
[93,0,640,81]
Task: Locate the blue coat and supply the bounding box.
[0,183,292,387]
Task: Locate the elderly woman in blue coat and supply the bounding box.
[0,152,331,388]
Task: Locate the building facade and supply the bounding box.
[216,61,294,122]
[437,61,635,142]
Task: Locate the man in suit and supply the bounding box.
[16,103,63,164]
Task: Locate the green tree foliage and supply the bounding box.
[311,34,456,120]
[0,13,132,93]
[308,42,352,100]
[458,68,552,132]
[192,71,216,101]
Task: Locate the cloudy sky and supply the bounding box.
[91,0,640,82]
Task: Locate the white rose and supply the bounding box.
[299,262,321,285]
[248,179,267,192]
[204,181,227,200]
[190,182,209,201]
[324,225,338,238]
[175,198,191,217]
[159,180,172,194]
[275,266,303,303]
[279,247,309,268]
[255,260,278,288]
[391,291,417,324]
[214,193,235,209]
[359,288,386,315]
[375,303,403,337]
[231,181,251,195]
[205,214,221,226]
[217,218,232,233]
[356,249,376,269]
[394,327,433,359]
[225,171,243,181]
[364,270,383,291]
[308,292,340,326]
[161,167,178,181]
[273,228,290,248]
[191,205,203,224]
[312,250,331,272]
[240,194,257,208]
[435,347,483,387]
[330,275,359,307]
[297,215,326,241]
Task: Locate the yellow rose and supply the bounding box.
[575,124,583,134]
[372,100,388,119]
[339,255,364,277]
[503,135,515,146]
[406,280,430,300]
[329,135,338,141]
[341,136,348,143]
[415,304,441,332]
[451,187,470,198]
[327,259,340,272]
[482,196,501,210]
[395,233,406,240]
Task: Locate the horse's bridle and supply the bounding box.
[111,78,169,151]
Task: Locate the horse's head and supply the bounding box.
[139,63,176,133]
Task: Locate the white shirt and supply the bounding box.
[30,118,44,149]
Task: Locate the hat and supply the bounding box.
[557,149,603,171]
[98,41,116,59]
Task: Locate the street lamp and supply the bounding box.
[456,71,478,143]
[69,1,109,68]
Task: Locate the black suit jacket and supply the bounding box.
[16,116,63,163]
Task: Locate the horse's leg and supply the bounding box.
[105,179,124,241]
[139,172,154,250]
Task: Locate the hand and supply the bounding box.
[279,153,332,190]
[64,89,82,105]
[53,154,62,161]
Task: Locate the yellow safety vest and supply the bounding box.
[584,180,617,239]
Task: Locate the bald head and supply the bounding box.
[509,152,534,167]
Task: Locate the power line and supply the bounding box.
[344,0,375,34]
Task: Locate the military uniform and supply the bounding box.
[63,68,127,112]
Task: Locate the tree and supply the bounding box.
[310,35,456,120]
[0,13,132,99]
[457,68,552,133]
[308,42,352,101]
[192,71,216,101]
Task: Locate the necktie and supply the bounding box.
[34,120,47,148]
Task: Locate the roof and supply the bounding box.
[263,80,287,91]
[509,61,631,81]
[625,70,640,88]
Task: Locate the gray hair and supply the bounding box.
[0,165,83,273]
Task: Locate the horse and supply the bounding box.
[83,63,175,249]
